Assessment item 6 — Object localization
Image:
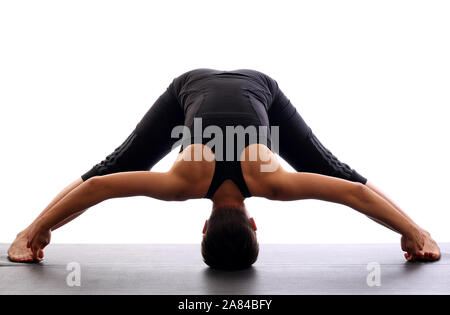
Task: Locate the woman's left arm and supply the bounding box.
[26,170,195,257]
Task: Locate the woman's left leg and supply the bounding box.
[80,81,185,180]
[9,80,186,262]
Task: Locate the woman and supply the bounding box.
[7,68,440,270]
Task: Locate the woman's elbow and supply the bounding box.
[83,176,110,200]
[348,182,371,208]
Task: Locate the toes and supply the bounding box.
[405,253,413,261]
[403,246,440,263]
[413,251,440,262]
[428,252,440,261]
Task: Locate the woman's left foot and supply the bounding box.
[7,231,43,263]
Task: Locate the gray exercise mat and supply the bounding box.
[0,243,449,295]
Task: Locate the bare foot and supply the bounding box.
[401,230,440,262]
[7,231,43,263]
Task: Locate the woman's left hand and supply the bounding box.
[26,220,52,260]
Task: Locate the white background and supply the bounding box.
[0,0,449,245]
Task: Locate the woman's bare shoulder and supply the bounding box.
[170,144,216,195]
[240,144,283,197]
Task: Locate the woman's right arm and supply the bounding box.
[255,168,425,254]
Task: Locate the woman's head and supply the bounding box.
[201,206,259,270]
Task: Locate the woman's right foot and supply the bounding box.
[7,231,43,263]
[401,230,441,262]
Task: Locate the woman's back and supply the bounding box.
[173,68,273,132]
[165,68,277,199]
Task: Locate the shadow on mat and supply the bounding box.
[201,266,259,293]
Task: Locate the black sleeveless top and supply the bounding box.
[171,68,275,199]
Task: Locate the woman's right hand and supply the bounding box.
[401,229,425,261]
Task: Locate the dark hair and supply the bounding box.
[201,207,259,270]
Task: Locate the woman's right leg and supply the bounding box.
[9,82,185,261]
[267,89,367,184]
[267,88,440,260]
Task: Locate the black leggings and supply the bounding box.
[81,87,367,186]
